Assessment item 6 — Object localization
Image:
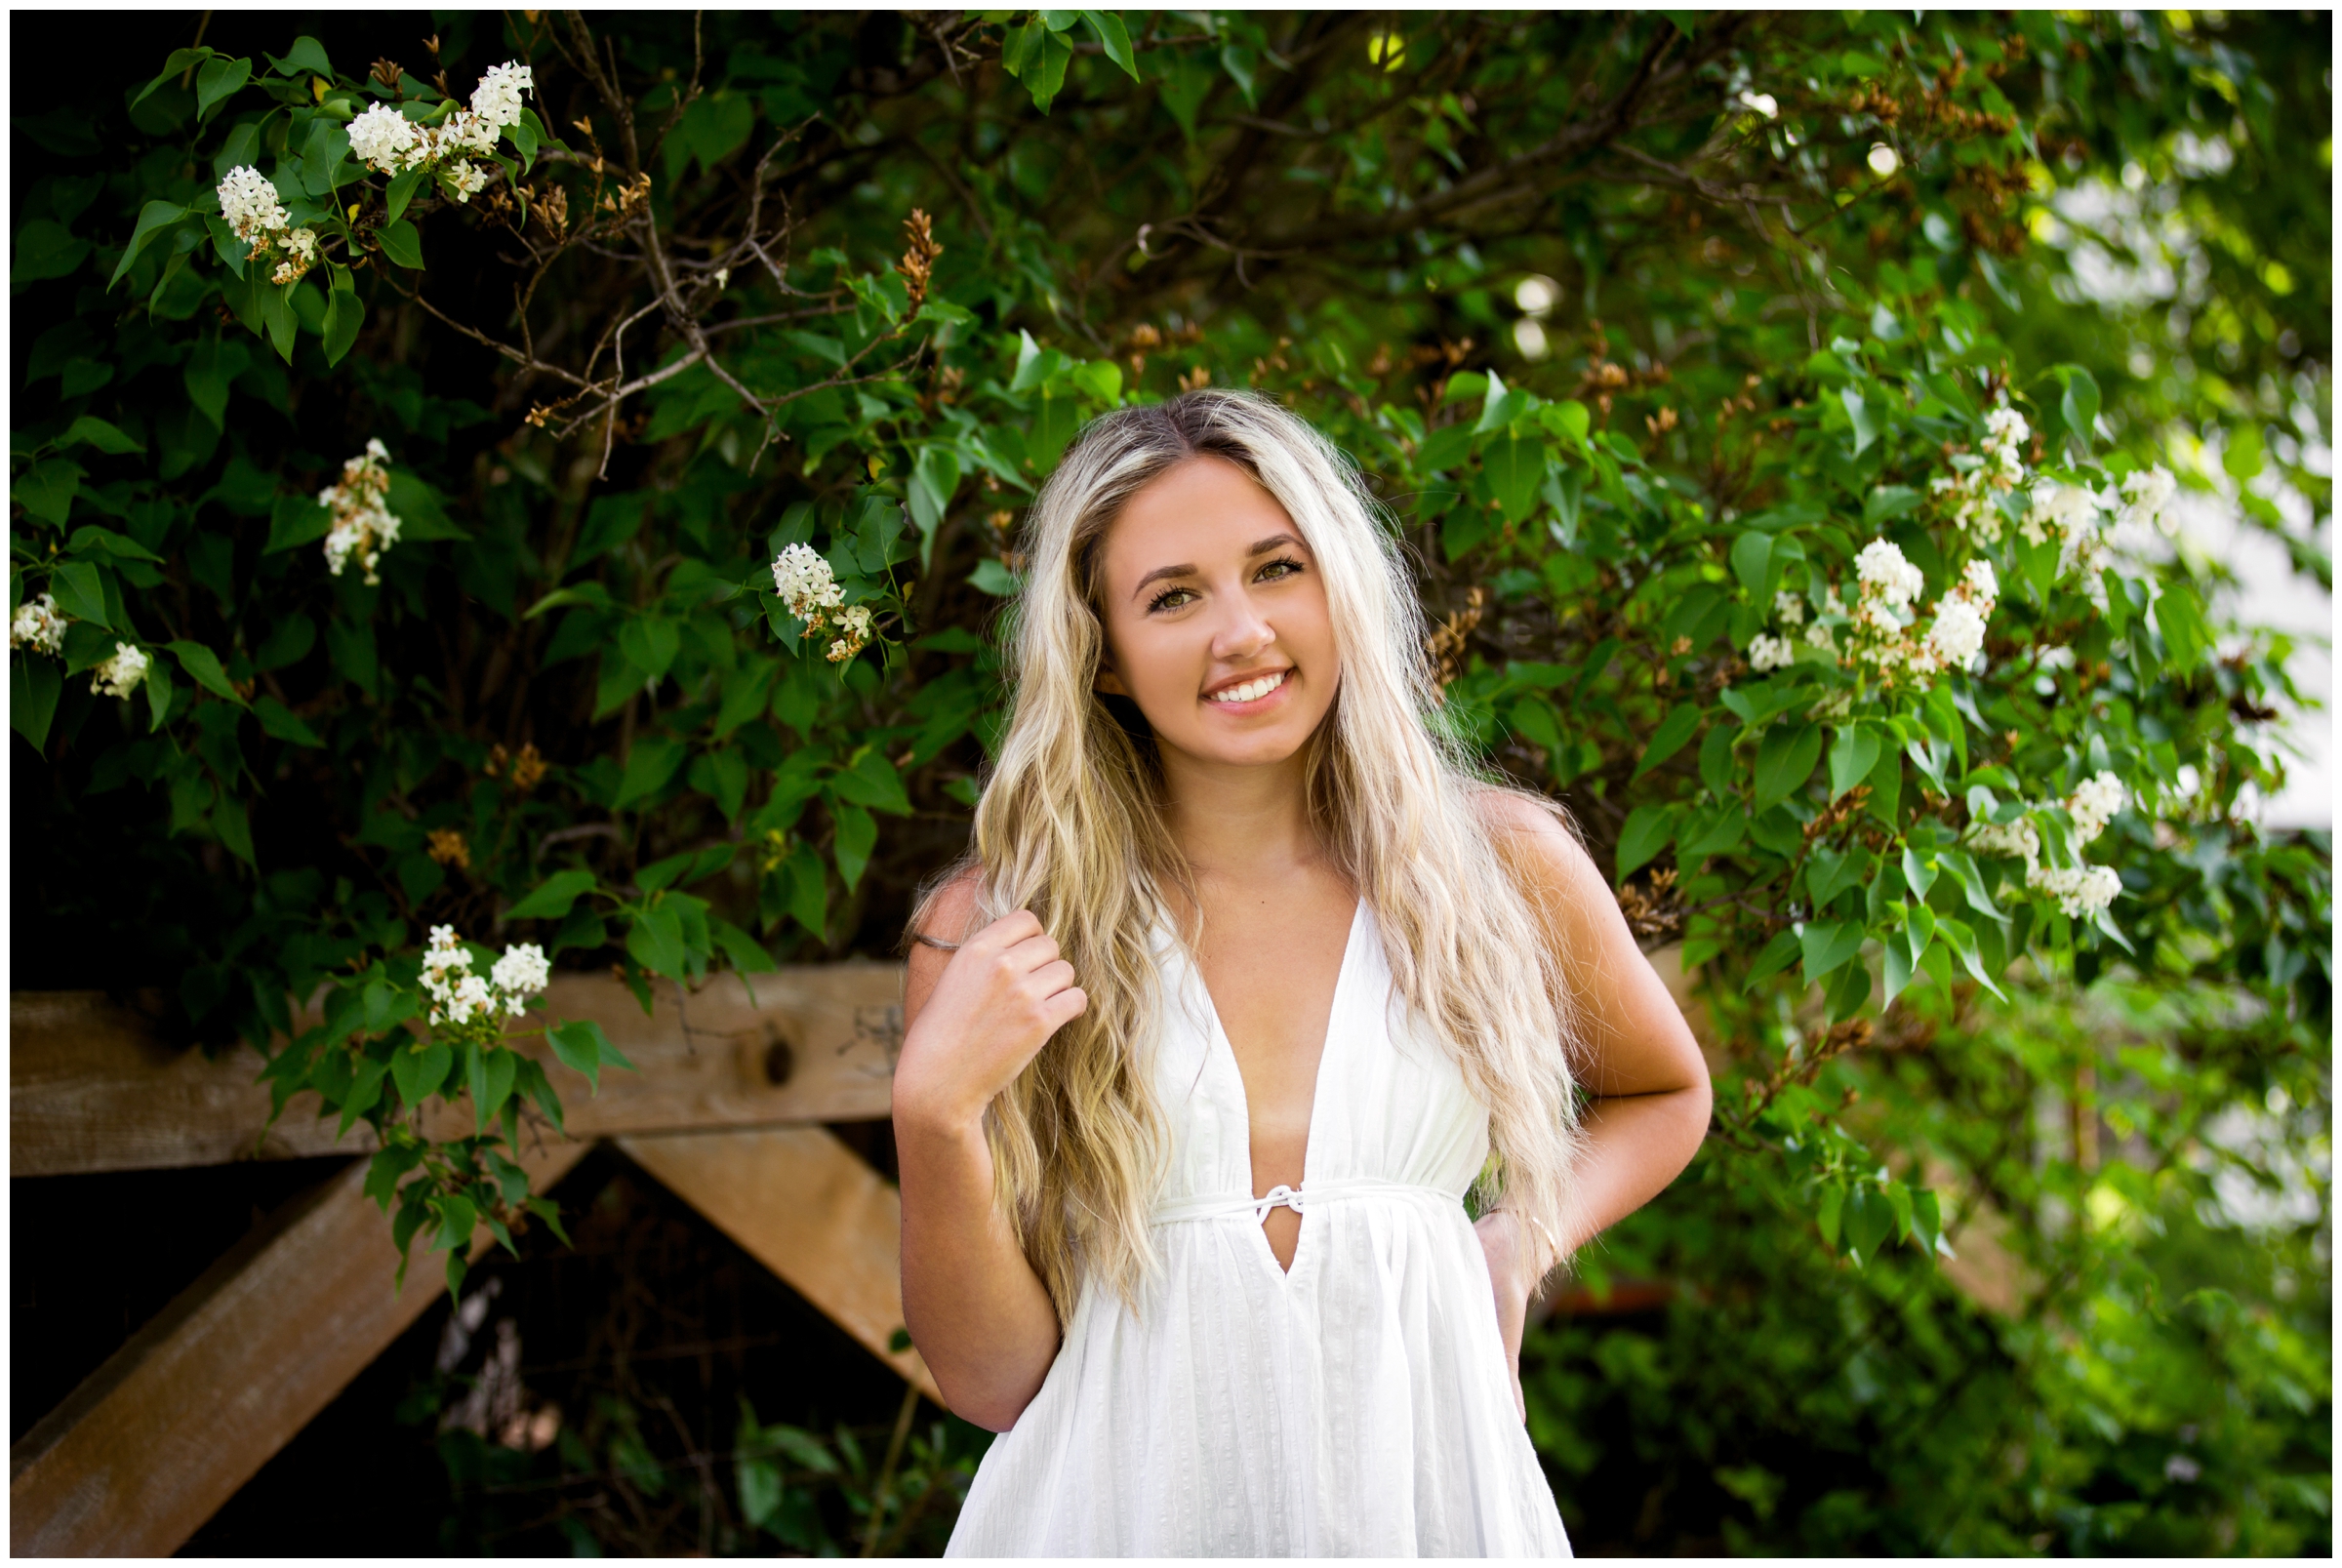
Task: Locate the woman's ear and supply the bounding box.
[1095,657,1130,698]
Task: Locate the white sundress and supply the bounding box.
[946,901,1574,1557]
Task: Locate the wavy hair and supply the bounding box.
[915,387,1586,1321]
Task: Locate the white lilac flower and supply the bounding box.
[1747,632,1796,672]
[318,443,403,585]
[827,637,855,663]
[1920,593,1990,672]
[2118,463,2177,535]
[2022,479,2098,548]
[471,61,535,129]
[1961,558,1999,606]
[347,103,420,174]
[1969,817,2042,864]
[1772,589,1805,626]
[445,161,489,202]
[1854,538,1925,613]
[1733,89,1778,118]
[1804,621,1837,653]
[2066,771,2126,845]
[771,543,845,623]
[490,943,551,1014]
[92,642,149,699]
[11,592,65,656]
[217,165,288,243]
[2028,863,2123,919]
[1983,406,2030,484]
[442,109,500,158]
[838,604,873,641]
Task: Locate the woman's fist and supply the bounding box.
[895,908,1088,1132]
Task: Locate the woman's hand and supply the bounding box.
[1474,1211,1539,1424]
[895,899,1084,1430]
[894,907,1087,1135]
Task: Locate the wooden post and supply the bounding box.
[8,1138,590,1557]
[11,965,905,1177]
[618,1126,940,1404]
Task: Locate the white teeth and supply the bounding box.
[1207,670,1288,704]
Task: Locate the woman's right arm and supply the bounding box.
[894,874,1082,1430]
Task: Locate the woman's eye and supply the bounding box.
[1147,586,1197,613]
[1257,557,1304,583]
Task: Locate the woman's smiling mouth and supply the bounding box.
[1204,668,1290,705]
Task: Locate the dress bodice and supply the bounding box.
[945,899,1572,1558]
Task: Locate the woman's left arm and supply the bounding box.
[1473,792,1714,1417]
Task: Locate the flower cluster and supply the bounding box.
[2117,464,2178,536]
[11,592,65,656]
[319,439,403,584]
[2028,864,2124,920]
[771,544,876,663]
[1966,770,2130,921]
[1811,541,2000,688]
[345,62,531,204]
[92,642,150,699]
[216,165,320,285]
[422,925,549,1030]
[1929,404,2030,543]
[1748,632,1797,673]
[2023,479,2109,587]
[1915,559,1999,675]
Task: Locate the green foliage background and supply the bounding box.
[12,9,2328,1553]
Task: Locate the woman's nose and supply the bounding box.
[1211,596,1275,661]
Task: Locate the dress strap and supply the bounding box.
[1150,1177,1462,1226]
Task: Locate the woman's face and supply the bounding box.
[1091,456,1339,772]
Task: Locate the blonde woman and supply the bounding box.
[896,388,1710,1555]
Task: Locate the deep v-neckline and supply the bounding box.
[1185,899,1365,1274]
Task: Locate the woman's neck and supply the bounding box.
[1155,742,1322,882]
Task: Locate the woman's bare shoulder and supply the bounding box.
[1470,786,1597,889]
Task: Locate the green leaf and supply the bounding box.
[711,917,777,974]
[321,265,363,365]
[1828,725,1882,801]
[1730,531,1774,600]
[619,617,682,683]
[476,1046,518,1134]
[1937,849,2006,925]
[1752,723,1823,812]
[385,166,427,226]
[167,639,244,704]
[2055,364,2101,449]
[1843,1184,1892,1266]
[1745,928,1801,986]
[1936,916,2006,1000]
[132,47,218,109]
[13,460,83,528]
[969,557,1023,596]
[1839,385,1878,457]
[254,694,323,746]
[105,201,190,290]
[49,561,109,628]
[1481,433,1545,524]
[626,901,688,978]
[213,795,256,864]
[510,867,598,922]
[831,801,877,891]
[260,278,299,362]
[12,654,61,750]
[2152,581,2211,673]
[1006,20,1074,111]
[59,417,144,456]
[549,1019,618,1093]
[376,218,424,270]
[194,56,253,121]
[392,1039,454,1107]
[1798,919,1865,984]
[1614,804,1676,882]
[1079,11,1142,79]
[613,734,687,810]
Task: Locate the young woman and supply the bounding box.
[894,389,1710,1556]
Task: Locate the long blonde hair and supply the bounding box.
[919,388,1585,1321]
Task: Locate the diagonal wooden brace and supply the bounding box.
[8,1136,591,1557]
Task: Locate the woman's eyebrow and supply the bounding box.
[1128,535,1306,600]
